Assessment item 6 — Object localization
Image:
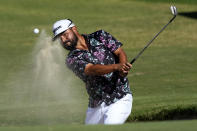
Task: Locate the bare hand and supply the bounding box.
[116,63,132,77]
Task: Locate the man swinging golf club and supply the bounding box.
[52,19,133,125]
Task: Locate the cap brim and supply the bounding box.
[52,30,65,41]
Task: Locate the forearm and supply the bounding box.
[114,47,132,77]
[84,48,130,76]
[84,64,118,76]
[114,48,128,64]
[118,50,128,63]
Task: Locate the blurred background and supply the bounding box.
[0,0,196,129]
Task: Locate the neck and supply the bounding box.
[75,34,89,51]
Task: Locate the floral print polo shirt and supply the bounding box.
[66,30,132,108]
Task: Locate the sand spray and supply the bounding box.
[6,30,87,125]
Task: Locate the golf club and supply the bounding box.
[130,6,177,64]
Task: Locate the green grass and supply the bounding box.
[0,120,197,131]
[0,0,197,128]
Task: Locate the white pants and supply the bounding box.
[85,94,133,125]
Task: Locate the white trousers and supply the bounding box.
[85,94,133,125]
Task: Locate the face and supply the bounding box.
[59,28,78,51]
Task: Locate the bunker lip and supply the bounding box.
[127,105,197,122]
[179,11,197,19]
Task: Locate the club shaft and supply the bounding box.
[130,15,176,64]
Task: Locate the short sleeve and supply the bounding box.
[66,56,88,81]
[98,30,123,52]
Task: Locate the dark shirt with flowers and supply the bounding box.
[66,30,132,108]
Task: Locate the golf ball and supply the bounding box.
[33,28,39,34]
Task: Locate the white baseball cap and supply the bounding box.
[52,19,75,41]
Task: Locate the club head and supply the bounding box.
[170,6,178,16]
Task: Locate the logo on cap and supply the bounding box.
[53,25,62,34]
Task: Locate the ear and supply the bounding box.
[71,26,79,36]
[72,26,77,32]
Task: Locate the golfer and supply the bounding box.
[52,19,133,125]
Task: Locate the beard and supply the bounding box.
[61,32,78,51]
